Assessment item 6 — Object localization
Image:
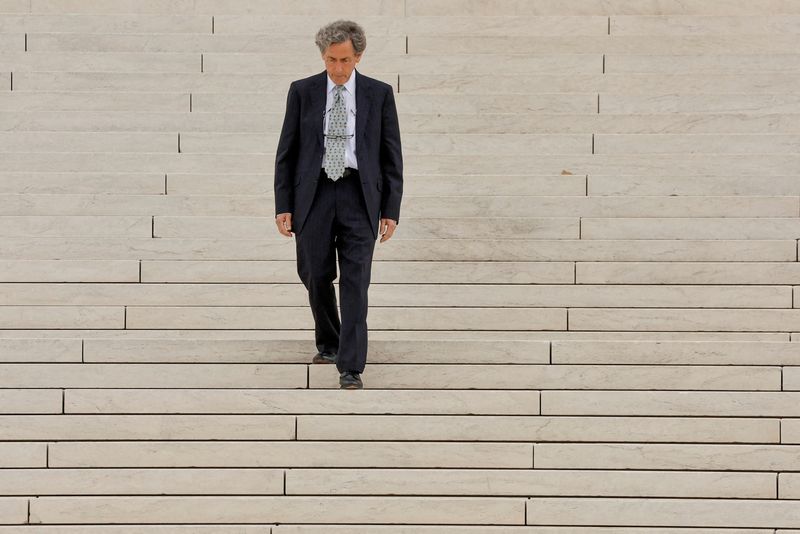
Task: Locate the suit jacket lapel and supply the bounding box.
[355,69,371,150]
[310,70,327,148]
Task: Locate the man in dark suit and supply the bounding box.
[273,20,403,389]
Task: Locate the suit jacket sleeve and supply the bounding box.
[274,82,299,217]
[379,84,403,223]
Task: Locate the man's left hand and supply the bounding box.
[379,218,397,243]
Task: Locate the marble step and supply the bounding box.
[0,362,780,390]
[0,282,789,309]
[178,172,800,196]
[409,34,800,54]
[405,0,800,16]
[0,466,777,497]
[185,132,594,155]
[581,217,800,239]
[0,91,190,112]
[611,13,800,34]
[0,13,212,33]
[1,152,797,175]
[185,132,800,155]
[0,51,598,74]
[2,304,800,331]
[0,51,202,72]
[5,172,799,197]
[1,337,551,364]
[399,72,800,94]
[0,259,573,284]
[0,329,782,341]
[4,111,800,134]
[0,236,792,261]
[0,173,588,196]
[524,496,800,527]
[22,32,406,54]
[62,388,542,414]
[1,194,795,218]
[8,70,358,92]
[7,337,798,364]
[19,0,405,16]
[289,469,777,496]
[2,13,799,34]
[2,259,800,285]
[606,53,800,73]
[21,495,526,525]
[11,71,800,93]
[589,174,800,196]
[281,527,780,533]
[200,52,602,74]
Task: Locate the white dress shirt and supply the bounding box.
[322,69,358,170]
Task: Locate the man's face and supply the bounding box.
[322,39,362,85]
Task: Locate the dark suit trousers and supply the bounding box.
[294,167,376,374]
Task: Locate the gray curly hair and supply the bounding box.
[315,19,367,55]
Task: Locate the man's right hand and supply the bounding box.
[275,212,293,237]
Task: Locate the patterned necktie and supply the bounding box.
[324,84,346,181]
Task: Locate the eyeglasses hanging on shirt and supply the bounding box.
[322,106,357,141]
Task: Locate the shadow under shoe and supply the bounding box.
[312,351,337,364]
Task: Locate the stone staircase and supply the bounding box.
[1,0,800,530]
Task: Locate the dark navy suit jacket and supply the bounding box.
[274,69,403,239]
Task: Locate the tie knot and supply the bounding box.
[334,84,344,95]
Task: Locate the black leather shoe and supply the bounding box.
[339,371,363,389]
[312,351,336,364]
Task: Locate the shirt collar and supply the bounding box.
[326,68,356,96]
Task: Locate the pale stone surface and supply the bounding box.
[0,237,792,261]
[0,51,201,72]
[0,306,123,329]
[297,415,776,443]
[0,467,284,495]
[2,281,787,308]
[125,305,566,330]
[0,172,165,194]
[0,215,151,237]
[577,261,800,284]
[286,467,774,497]
[0,260,140,282]
[0,414,294,439]
[0,92,189,112]
[0,443,48,467]
[542,391,800,416]
[48,441,534,468]
[527,497,800,527]
[407,1,800,16]
[553,340,800,364]
[0,498,28,525]
[611,14,800,34]
[0,14,211,33]
[570,308,800,332]
[65,389,541,415]
[410,34,800,54]
[82,338,551,364]
[0,337,81,362]
[0,363,306,388]
[308,363,780,390]
[534,443,800,470]
[27,496,524,525]
[400,72,800,94]
[26,32,407,54]
[588,174,800,196]
[0,390,62,414]
[606,53,800,73]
